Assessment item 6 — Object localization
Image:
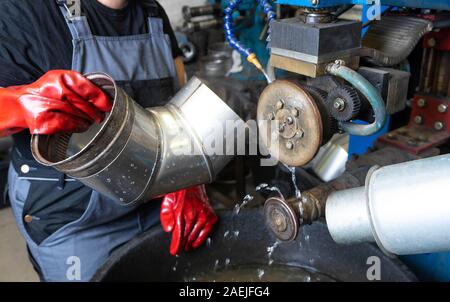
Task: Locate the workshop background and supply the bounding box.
[1,0,450,282]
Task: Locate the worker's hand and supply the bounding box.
[160,185,218,256]
[0,70,111,137]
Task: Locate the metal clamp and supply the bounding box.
[56,0,81,20]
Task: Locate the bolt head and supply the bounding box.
[286,116,294,125]
[276,100,284,110]
[311,0,319,5]
[286,141,294,150]
[438,104,448,113]
[414,115,423,125]
[296,129,305,138]
[333,98,346,112]
[387,133,396,140]
[272,209,287,232]
[434,121,444,131]
[417,135,427,142]
[417,98,427,107]
[407,139,418,147]
[428,38,436,48]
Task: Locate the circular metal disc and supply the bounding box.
[264,197,299,241]
[257,80,323,167]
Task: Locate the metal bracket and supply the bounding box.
[56,0,82,20]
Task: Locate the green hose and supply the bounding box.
[327,61,387,136]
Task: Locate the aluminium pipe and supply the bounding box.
[31,73,245,206]
[326,154,450,256]
[326,60,386,136]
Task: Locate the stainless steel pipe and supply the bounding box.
[326,154,450,255]
[31,73,245,206]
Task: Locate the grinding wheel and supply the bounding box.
[264,196,299,241]
[257,80,323,167]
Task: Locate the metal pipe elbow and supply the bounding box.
[31,73,245,206]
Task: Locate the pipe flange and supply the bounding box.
[264,197,299,241]
[257,80,323,167]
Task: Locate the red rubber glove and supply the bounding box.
[160,185,218,256]
[0,70,111,137]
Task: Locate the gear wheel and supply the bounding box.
[327,85,361,122]
[303,85,338,143]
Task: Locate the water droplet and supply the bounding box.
[172,260,178,272]
[255,183,284,198]
[214,259,220,271]
[206,238,212,248]
[285,164,302,201]
[233,194,254,215]
[225,258,231,267]
[223,231,230,238]
[119,198,124,202]
[257,269,265,280]
[233,230,240,238]
[106,178,111,183]
[130,181,135,185]
[266,240,281,257]
[255,183,268,191]
[303,275,311,282]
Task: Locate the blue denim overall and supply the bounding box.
[8,0,178,282]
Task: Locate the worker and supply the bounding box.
[0,0,217,281]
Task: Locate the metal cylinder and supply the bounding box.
[186,19,222,32]
[326,154,450,255]
[31,73,244,206]
[311,134,349,182]
[182,5,219,21]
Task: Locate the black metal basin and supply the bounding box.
[92,208,416,282]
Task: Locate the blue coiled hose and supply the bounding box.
[224,0,275,70]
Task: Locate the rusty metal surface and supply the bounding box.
[257,80,323,167]
[264,196,299,241]
[420,29,450,96]
[378,95,450,155]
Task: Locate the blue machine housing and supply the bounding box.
[277,0,450,11]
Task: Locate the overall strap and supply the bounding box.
[140,0,159,17]
[140,0,164,35]
[56,0,93,40]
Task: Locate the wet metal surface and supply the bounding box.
[93,208,416,282]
